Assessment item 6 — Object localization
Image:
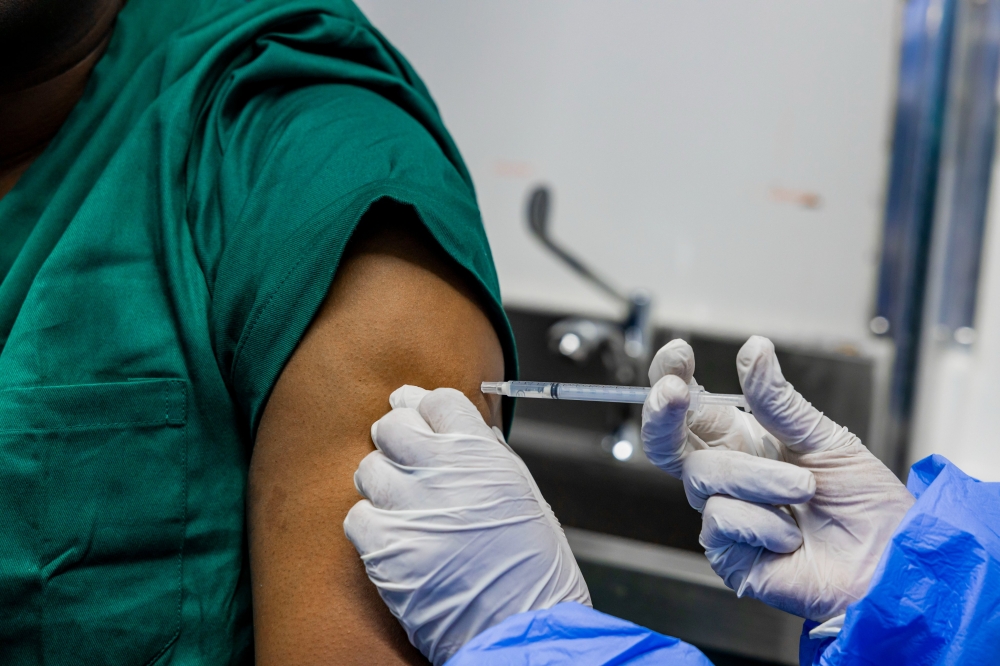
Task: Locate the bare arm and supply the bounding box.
[248,213,505,664]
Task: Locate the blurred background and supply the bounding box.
[356,1,1000,663]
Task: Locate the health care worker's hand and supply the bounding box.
[641,338,811,515]
[343,386,591,666]
[640,338,792,503]
[642,336,915,625]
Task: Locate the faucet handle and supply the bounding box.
[623,291,652,360]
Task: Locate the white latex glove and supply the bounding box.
[641,338,802,509]
[644,336,915,624]
[343,385,591,666]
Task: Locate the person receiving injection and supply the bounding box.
[344,337,1000,665]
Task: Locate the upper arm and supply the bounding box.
[247,209,505,664]
[191,79,511,662]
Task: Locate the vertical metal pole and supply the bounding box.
[873,0,958,473]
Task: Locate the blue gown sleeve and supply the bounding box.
[800,454,1000,665]
[445,602,714,666]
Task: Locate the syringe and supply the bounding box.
[481,381,750,412]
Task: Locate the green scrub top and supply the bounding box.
[0,0,516,663]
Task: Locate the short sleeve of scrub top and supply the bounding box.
[189,81,511,437]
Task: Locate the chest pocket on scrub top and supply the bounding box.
[0,379,187,665]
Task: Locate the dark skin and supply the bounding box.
[1,2,506,663]
[250,214,504,663]
[0,0,123,197]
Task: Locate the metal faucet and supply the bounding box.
[526,185,653,386]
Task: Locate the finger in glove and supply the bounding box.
[354,450,416,509]
[737,336,852,454]
[644,340,762,458]
[419,387,499,441]
[389,384,430,410]
[371,407,436,465]
[682,449,815,512]
[370,407,471,467]
[641,374,695,475]
[648,338,696,386]
[372,394,517,469]
[700,494,803,554]
[343,498,381,555]
[647,338,725,446]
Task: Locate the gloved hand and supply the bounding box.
[641,338,802,509]
[343,385,591,666]
[642,336,915,625]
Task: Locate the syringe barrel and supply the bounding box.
[506,381,552,398]
[480,381,648,402]
[550,383,649,403]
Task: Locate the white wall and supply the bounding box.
[357,0,899,344]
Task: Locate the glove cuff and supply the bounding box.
[807,614,845,639]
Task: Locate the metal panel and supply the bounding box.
[933,0,1000,338]
[874,0,957,470]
